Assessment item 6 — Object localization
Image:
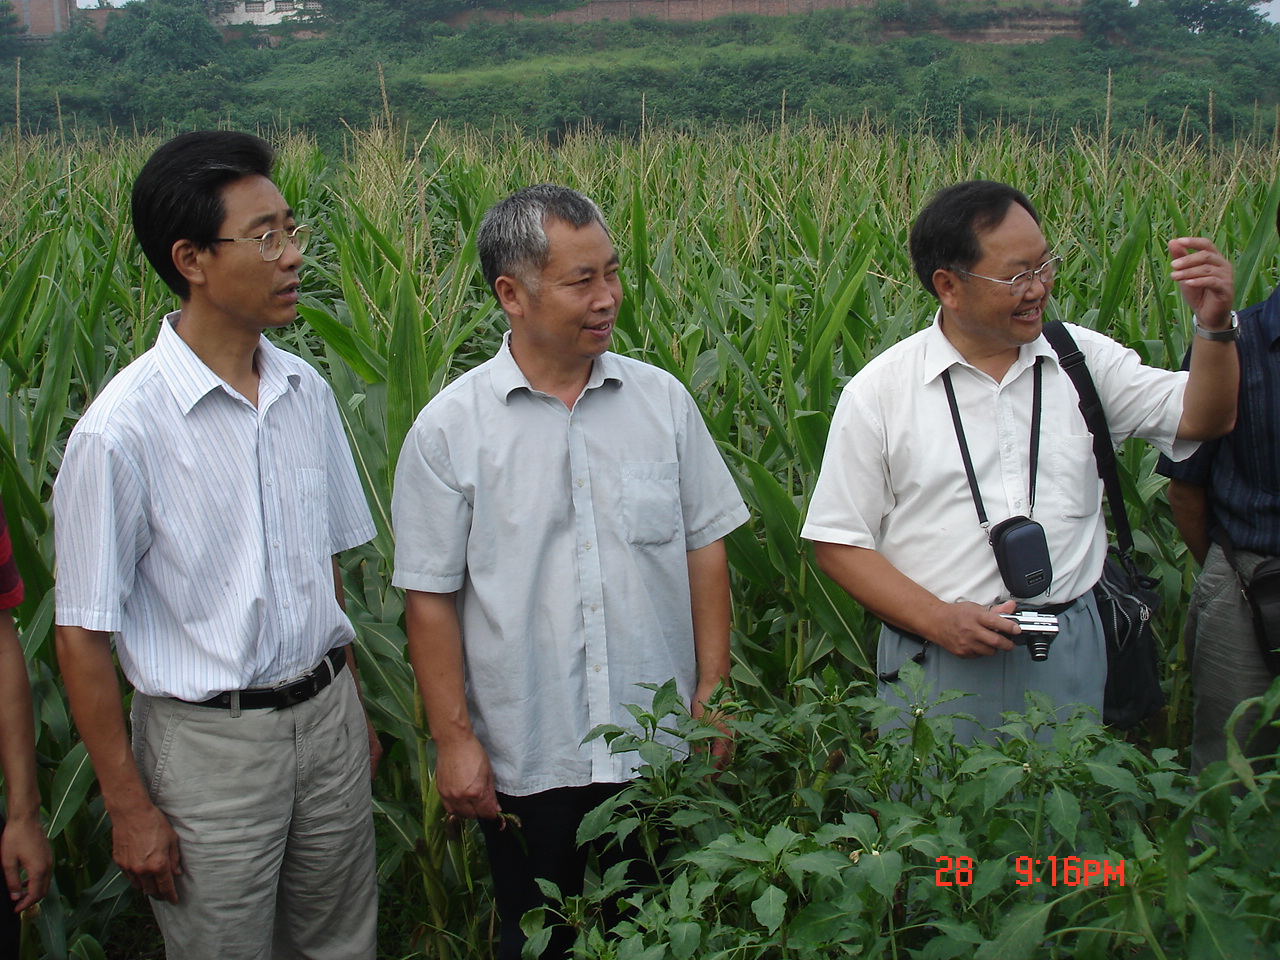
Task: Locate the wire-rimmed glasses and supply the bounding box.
[957,255,1062,298]
[215,224,312,262]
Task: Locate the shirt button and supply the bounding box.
[590,603,598,612]
[273,540,280,548]
[584,541,592,550]
[266,477,273,486]
[593,664,602,673]
[283,601,291,609]
[577,479,584,487]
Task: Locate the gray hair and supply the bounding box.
[477,184,608,296]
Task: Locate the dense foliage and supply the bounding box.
[1,122,1278,956]
[1,0,1279,146]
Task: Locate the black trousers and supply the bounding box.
[479,783,658,960]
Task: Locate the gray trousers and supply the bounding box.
[131,667,377,960]
[877,592,1106,743]
[1187,544,1280,776]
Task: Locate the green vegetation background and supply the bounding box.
[1,0,1279,145]
[2,118,1278,958]
[1,0,1280,955]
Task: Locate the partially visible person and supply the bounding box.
[393,184,748,959]
[803,180,1238,739]
[54,131,379,960]
[1159,204,1280,775]
[0,497,52,954]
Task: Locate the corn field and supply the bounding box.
[2,119,1278,958]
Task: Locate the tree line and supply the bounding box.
[1,0,1277,152]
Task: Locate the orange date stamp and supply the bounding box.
[934,855,1126,887]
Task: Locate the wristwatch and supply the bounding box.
[1194,310,1240,341]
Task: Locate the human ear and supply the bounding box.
[172,239,207,289]
[933,268,964,311]
[494,275,526,317]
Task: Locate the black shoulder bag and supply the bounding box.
[1041,322,1166,729]
[1219,540,1280,677]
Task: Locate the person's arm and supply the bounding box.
[1167,478,1212,567]
[0,611,51,913]
[812,542,1019,659]
[332,558,382,779]
[687,539,733,763]
[54,624,181,902]
[404,590,500,820]
[1168,237,1239,440]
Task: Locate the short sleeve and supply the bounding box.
[391,413,473,594]
[54,430,150,631]
[801,380,890,548]
[1074,326,1194,461]
[675,389,749,551]
[0,498,24,610]
[319,384,376,554]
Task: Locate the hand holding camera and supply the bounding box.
[999,610,1060,661]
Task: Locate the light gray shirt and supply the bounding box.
[392,334,748,796]
[55,313,376,701]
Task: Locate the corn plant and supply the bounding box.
[1,120,1277,957]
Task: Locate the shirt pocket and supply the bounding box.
[1049,434,1103,522]
[620,461,681,546]
[292,467,330,559]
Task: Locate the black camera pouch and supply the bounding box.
[988,516,1053,599]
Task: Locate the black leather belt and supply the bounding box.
[185,645,347,710]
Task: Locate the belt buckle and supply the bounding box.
[273,672,319,708]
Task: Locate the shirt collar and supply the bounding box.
[155,311,300,415]
[490,329,624,404]
[920,308,1056,385]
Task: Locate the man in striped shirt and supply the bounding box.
[0,499,51,953]
[54,132,380,959]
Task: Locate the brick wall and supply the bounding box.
[15,0,76,37]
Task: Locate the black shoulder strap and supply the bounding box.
[1041,321,1135,554]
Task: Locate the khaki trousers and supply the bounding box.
[131,668,377,960]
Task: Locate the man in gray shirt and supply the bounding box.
[392,184,747,959]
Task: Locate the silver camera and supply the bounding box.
[999,611,1059,661]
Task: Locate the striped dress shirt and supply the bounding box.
[54,313,375,701]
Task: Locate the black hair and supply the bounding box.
[909,180,1039,299]
[131,131,275,299]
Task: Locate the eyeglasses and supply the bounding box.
[214,224,312,262]
[957,255,1062,298]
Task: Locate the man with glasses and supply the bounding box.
[803,179,1238,738]
[54,131,380,958]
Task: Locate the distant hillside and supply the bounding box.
[7,0,1276,146]
[456,0,1082,43]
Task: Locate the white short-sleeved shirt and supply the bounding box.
[392,335,749,796]
[55,313,376,701]
[802,315,1196,606]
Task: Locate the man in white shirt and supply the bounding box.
[54,131,380,959]
[392,184,748,959]
[802,180,1238,737]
